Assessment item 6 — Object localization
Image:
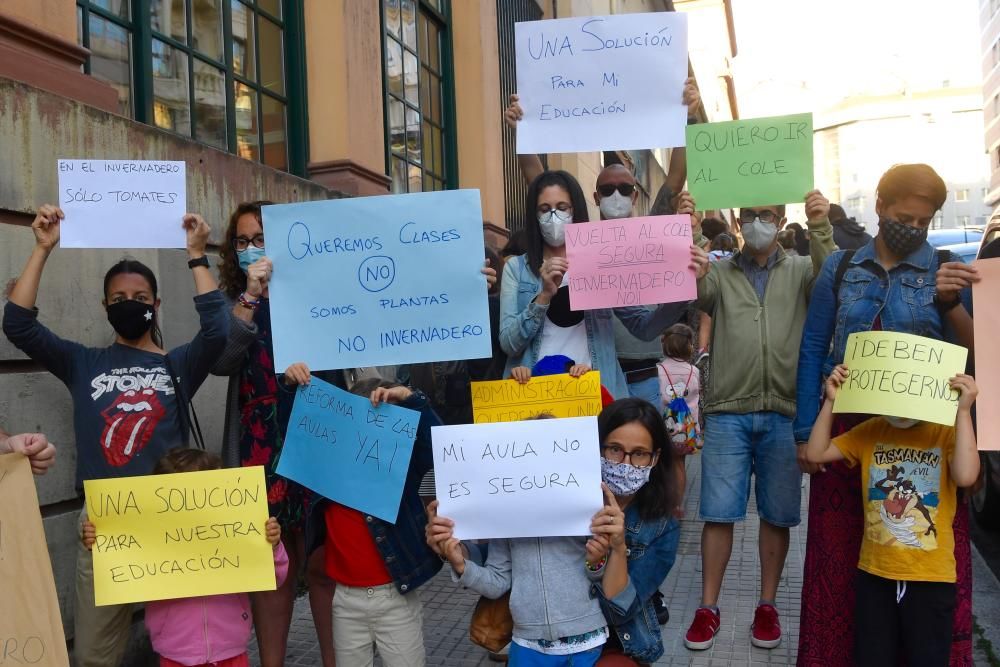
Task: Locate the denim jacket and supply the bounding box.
[306,391,443,594]
[793,241,963,442]
[590,507,680,663]
[499,254,688,399]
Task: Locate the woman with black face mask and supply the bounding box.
[2,203,228,667]
[792,165,979,667]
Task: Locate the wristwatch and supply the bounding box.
[933,294,961,313]
[188,256,210,269]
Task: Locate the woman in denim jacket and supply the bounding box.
[589,398,681,666]
[793,164,978,667]
[500,170,703,400]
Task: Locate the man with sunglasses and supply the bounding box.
[681,192,834,653]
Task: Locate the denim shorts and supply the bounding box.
[699,411,801,527]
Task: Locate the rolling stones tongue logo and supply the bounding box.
[99,388,166,466]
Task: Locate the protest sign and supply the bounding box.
[685,113,814,211]
[0,454,70,666]
[471,372,603,423]
[565,215,695,310]
[277,377,421,522]
[974,258,1000,450]
[514,12,688,154]
[57,159,186,248]
[83,466,274,606]
[263,190,491,371]
[833,331,968,426]
[432,416,602,539]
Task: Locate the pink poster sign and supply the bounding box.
[565,215,696,311]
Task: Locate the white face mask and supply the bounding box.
[599,191,633,219]
[884,416,920,429]
[538,209,572,247]
[741,219,778,252]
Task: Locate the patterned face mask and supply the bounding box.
[601,457,652,496]
[878,218,927,258]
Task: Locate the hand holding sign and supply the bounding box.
[31,204,64,251]
[686,113,814,211]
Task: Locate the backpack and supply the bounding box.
[659,363,701,455]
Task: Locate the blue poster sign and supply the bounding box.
[263,190,492,371]
[277,377,420,523]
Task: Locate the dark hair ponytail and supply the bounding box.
[103,259,163,348]
[598,398,677,520]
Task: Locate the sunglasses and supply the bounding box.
[597,183,636,198]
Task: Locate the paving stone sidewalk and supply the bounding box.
[251,455,996,666]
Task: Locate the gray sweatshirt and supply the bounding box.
[460,537,607,642]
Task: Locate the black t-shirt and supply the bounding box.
[2,291,228,488]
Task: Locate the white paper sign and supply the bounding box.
[57,159,187,248]
[515,12,689,154]
[432,416,603,539]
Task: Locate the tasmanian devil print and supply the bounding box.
[100,388,166,466]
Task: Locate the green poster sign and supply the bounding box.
[686,112,814,211]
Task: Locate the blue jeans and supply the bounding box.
[508,642,602,666]
[627,376,661,407]
[699,412,801,527]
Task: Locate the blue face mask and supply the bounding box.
[237,245,266,274]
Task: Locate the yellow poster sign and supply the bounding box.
[0,453,70,667]
[84,466,275,606]
[833,331,968,426]
[471,372,603,423]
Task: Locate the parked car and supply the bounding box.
[939,241,981,264]
[927,227,983,248]
[972,219,1000,528]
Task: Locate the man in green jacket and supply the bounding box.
[682,190,834,652]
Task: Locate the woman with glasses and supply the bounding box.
[211,201,336,667]
[499,171,706,400]
[426,399,680,666]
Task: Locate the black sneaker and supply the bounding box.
[652,591,670,625]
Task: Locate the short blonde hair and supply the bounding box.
[876,164,947,211]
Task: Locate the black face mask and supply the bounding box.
[878,218,927,258]
[106,299,155,340]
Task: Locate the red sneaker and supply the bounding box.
[684,607,721,650]
[751,603,782,648]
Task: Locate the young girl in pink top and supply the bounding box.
[84,449,288,667]
[657,323,701,516]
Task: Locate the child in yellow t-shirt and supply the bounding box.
[804,364,980,667]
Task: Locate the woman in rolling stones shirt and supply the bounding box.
[2,204,228,667]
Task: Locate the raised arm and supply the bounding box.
[805,365,849,465]
[8,205,63,310]
[949,374,980,487]
[504,93,545,184]
[183,214,220,296]
[803,190,835,283]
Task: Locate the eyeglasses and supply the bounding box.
[597,183,636,198]
[739,209,779,225]
[537,205,573,219]
[600,444,657,468]
[232,234,265,251]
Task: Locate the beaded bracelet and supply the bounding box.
[238,292,261,310]
[585,555,608,572]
